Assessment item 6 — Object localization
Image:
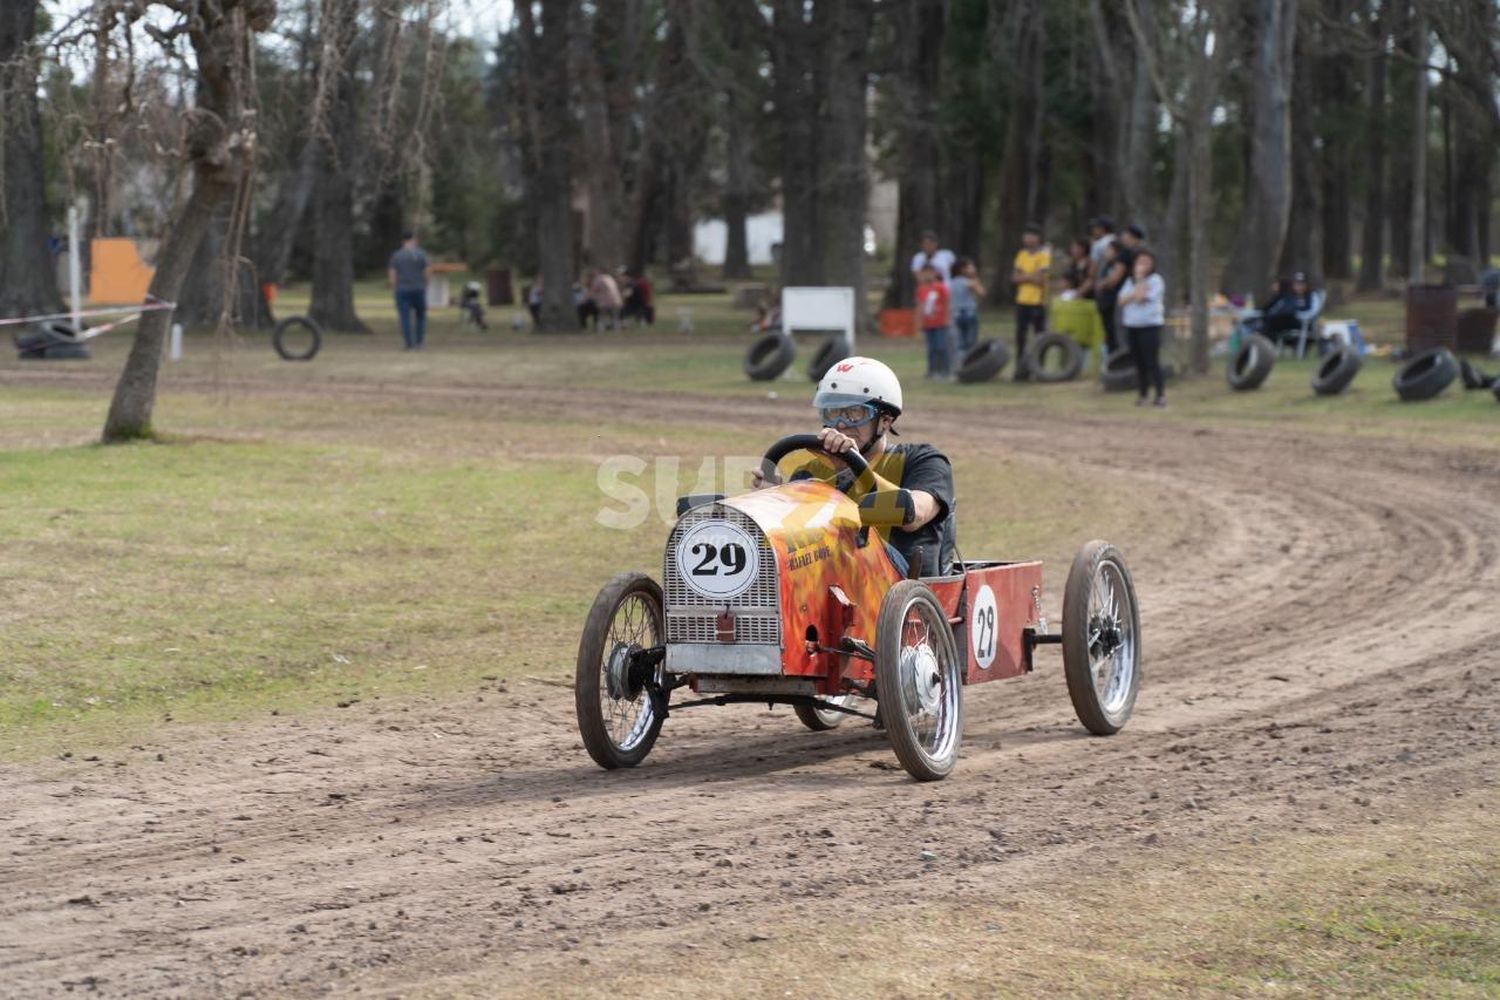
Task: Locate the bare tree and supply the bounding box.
[307,0,368,332]
[102,0,278,442]
[1126,0,1228,373]
[1220,0,1299,297]
[516,0,577,332]
[0,0,63,320]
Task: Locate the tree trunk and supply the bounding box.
[1356,1,1388,291]
[252,135,318,289]
[308,0,367,334]
[0,0,63,320]
[1319,3,1355,284]
[519,0,577,331]
[990,0,1045,305]
[1159,133,1190,301]
[1279,22,1320,280]
[175,202,268,331]
[104,0,276,442]
[575,12,623,269]
[1120,0,1157,231]
[816,0,875,329]
[1221,0,1299,297]
[883,0,946,309]
[772,1,822,286]
[1407,4,1428,284]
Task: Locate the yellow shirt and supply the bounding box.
[1013,248,1051,306]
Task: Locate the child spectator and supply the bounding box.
[948,258,986,354]
[1119,248,1167,407]
[916,263,953,380]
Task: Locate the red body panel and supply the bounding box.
[707,483,1042,691]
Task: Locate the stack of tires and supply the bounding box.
[14,321,89,361]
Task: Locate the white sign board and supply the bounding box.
[782,286,855,351]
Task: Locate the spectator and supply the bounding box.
[916,262,953,380]
[526,275,543,326]
[1061,238,1093,299]
[575,279,596,329]
[910,230,956,284]
[589,268,623,330]
[1087,216,1116,282]
[621,269,655,326]
[1117,223,1146,272]
[1094,240,1128,354]
[1119,247,1167,408]
[1011,222,1050,380]
[387,231,431,350]
[1264,271,1317,344]
[949,258,986,354]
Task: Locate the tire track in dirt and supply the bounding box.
[1,373,1498,998]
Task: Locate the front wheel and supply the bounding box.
[575,573,666,769]
[1061,541,1141,734]
[874,581,964,781]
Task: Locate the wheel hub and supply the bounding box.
[604,642,638,701]
[1092,614,1123,657]
[901,644,942,715]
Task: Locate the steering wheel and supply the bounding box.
[759,433,871,486]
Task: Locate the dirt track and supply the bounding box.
[2,376,1499,997]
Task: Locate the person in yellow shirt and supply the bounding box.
[1011,223,1051,380]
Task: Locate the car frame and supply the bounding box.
[575,434,1141,781]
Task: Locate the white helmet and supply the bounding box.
[813,356,903,416]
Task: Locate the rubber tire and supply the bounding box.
[1226,334,1275,391]
[744,333,795,381]
[794,696,852,731]
[955,340,1010,383]
[1311,346,1362,396]
[41,341,90,360]
[1023,332,1085,383]
[575,572,666,769]
[874,580,964,782]
[806,334,851,381]
[1392,347,1459,402]
[273,316,323,361]
[1062,540,1141,736]
[1099,348,1137,391]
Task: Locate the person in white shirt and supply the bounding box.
[1118,247,1167,408]
[910,230,955,284]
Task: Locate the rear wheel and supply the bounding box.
[575,573,666,768]
[794,694,856,731]
[875,581,964,781]
[1062,541,1141,734]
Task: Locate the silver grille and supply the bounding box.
[665,504,780,646]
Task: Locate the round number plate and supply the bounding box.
[970,584,997,670]
[675,520,760,600]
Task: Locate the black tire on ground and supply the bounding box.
[41,341,91,360]
[1392,347,1459,402]
[806,334,852,381]
[1099,348,1137,391]
[794,696,853,731]
[1023,332,1085,383]
[1226,334,1275,390]
[1061,540,1141,736]
[744,333,795,381]
[1311,346,1362,396]
[574,572,667,769]
[874,579,964,781]
[955,339,1011,383]
[272,316,323,362]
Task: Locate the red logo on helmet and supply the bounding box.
[834,362,855,373]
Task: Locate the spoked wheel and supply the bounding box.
[1061,540,1141,734]
[874,580,965,781]
[575,573,666,769]
[794,693,857,731]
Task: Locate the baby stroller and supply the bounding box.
[460,281,487,330]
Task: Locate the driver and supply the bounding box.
[752,357,956,578]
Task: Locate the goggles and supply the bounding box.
[819,402,879,429]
